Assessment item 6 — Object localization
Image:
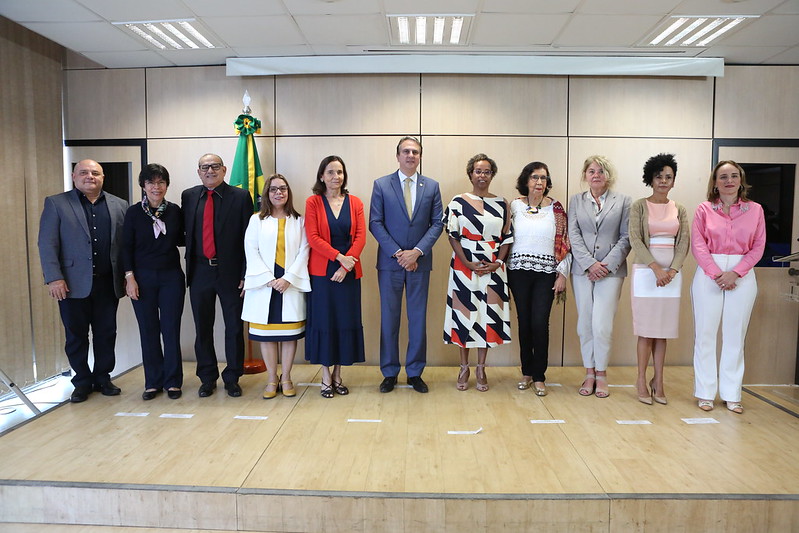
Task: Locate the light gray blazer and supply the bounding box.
[568,190,632,278]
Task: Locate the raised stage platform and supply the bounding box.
[1,364,798,532]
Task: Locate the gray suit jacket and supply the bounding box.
[568,190,632,277]
[38,189,128,298]
[369,171,443,272]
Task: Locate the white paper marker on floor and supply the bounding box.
[681,418,720,424]
[234,415,268,420]
[348,419,382,423]
[448,427,483,435]
[115,412,149,417]
[160,413,194,419]
[616,420,652,425]
[530,419,565,424]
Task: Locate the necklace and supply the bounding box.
[525,196,544,214]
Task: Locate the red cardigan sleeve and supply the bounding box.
[305,194,366,279]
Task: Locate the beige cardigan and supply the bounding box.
[628,198,690,270]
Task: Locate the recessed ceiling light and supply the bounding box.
[644,15,758,47]
[388,15,473,46]
[114,19,217,50]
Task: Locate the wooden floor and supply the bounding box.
[1,364,798,532]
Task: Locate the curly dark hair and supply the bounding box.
[642,153,678,186]
[312,155,349,195]
[515,161,551,196]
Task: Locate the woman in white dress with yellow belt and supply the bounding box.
[628,154,690,405]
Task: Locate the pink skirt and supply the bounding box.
[630,243,681,339]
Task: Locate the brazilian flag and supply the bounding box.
[229,114,265,212]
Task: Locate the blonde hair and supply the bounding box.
[581,155,616,188]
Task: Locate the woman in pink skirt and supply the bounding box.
[629,154,690,405]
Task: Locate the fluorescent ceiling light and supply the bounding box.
[433,17,445,45]
[646,15,758,47]
[415,16,426,45]
[388,15,472,46]
[114,19,216,50]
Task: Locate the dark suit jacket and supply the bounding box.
[181,181,252,286]
[369,171,443,272]
[38,189,128,299]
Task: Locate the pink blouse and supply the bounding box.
[691,200,766,279]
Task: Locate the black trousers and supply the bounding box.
[131,267,185,390]
[189,262,244,385]
[58,274,119,389]
[507,269,556,382]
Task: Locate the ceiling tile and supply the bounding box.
[480,0,580,14]
[23,21,142,52]
[157,47,233,67]
[80,50,175,68]
[701,45,790,64]
[721,14,799,46]
[183,0,287,17]
[204,15,306,47]
[76,0,193,22]
[577,0,681,15]
[674,0,785,16]
[283,0,381,15]
[0,0,100,22]
[763,45,799,63]
[384,0,479,14]
[232,45,314,57]
[471,14,570,46]
[295,14,388,45]
[555,14,662,47]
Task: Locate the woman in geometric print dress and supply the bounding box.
[443,153,513,392]
[628,154,690,406]
[242,174,310,400]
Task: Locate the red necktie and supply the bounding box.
[202,189,216,259]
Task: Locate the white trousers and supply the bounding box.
[571,275,624,371]
[691,255,758,403]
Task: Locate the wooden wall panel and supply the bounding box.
[64,69,145,140]
[569,76,714,139]
[147,66,275,138]
[0,17,64,390]
[565,138,713,368]
[421,75,568,136]
[715,66,799,139]
[275,74,421,136]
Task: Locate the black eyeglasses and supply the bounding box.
[199,163,222,172]
[268,186,288,194]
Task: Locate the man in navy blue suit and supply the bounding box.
[38,159,129,403]
[369,137,443,393]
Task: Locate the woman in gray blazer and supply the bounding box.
[568,155,631,398]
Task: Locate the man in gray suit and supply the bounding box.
[38,159,129,403]
[369,136,443,393]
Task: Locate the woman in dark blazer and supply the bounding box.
[122,164,185,400]
[305,155,366,398]
[568,155,631,398]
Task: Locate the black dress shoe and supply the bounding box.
[141,389,161,401]
[94,381,121,396]
[408,376,429,393]
[167,389,182,400]
[198,382,217,397]
[379,376,397,393]
[225,382,242,397]
[70,386,92,403]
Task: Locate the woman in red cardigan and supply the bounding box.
[305,155,366,398]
